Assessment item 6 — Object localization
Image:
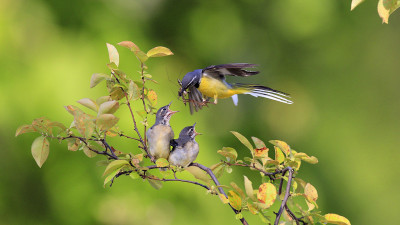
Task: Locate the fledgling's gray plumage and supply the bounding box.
[146,103,178,160]
[168,123,201,167]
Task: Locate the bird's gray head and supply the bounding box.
[155,102,178,125]
[178,69,202,96]
[179,123,201,139]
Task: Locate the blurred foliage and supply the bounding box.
[2,0,400,225]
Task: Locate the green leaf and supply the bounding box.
[351,0,364,10]
[106,43,119,67]
[156,158,169,168]
[185,166,211,184]
[228,190,242,211]
[90,73,109,88]
[15,124,36,136]
[104,169,119,187]
[135,50,149,63]
[217,147,237,161]
[147,46,174,57]
[128,80,140,101]
[230,182,245,198]
[103,160,130,177]
[257,183,277,208]
[146,89,157,107]
[231,131,254,155]
[251,136,266,149]
[109,88,125,100]
[98,101,119,115]
[244,176,256,200]
[324,213,351,225]
[274,146,285,164]
[294,152,318,164]
[378,0,400,24]
[77,98,98,112]
[129,172,140,180]
[83,145,97,158]
[31,136,50,168]
[148,179,163,190]
[96,114,119,131]
[247,202,258,215]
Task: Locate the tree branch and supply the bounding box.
[275,167,295,225]
[191,163,249,225]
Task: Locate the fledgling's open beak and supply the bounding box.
[192,123,202,136]
[166,102,179,118]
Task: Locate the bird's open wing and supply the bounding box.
[203,63,259,79]
[188,85,205,114]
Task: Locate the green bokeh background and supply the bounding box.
[2,0,399,224]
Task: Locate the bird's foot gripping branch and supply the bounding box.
[16,41,350,225]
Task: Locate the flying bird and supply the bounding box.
[178,63,293,114]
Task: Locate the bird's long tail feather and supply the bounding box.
[234,84,293,104]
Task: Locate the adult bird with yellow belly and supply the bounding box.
[178,63,293,114]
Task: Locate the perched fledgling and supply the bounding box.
[178,63,293,114]
[168,123,201,167]
[146,102,178,160]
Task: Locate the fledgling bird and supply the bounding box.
[146,102,178,160]
[178,63,293,114]
[168,123,201,167]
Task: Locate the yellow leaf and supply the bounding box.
[147,89,157,106]
[324,213,351,225]
[156,158,169,167]
[270,140,291,156]
[147,46,174,57]
[257,183,277,208]
[219,194,229,204]
[228,190,242,210]
[304,183,318,202]
[274,146,285,164]
[254,147,269,158]
[378,0,400,24]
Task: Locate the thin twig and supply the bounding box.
[224,161,284,180]
[275,167,294,225]
[139,62,148,149]
[119,133,141,142]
